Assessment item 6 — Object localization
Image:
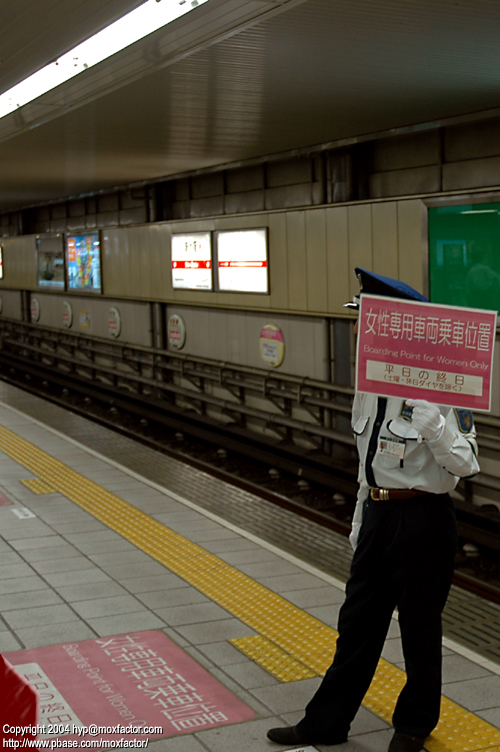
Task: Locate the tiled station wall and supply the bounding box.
[165,306,331,381]
[0,197,424,318]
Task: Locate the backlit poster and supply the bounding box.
[171,233,212,290]
[37,234,65,289]
[66,233,102,292]
[216,229,268,293]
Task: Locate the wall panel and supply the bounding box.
[268,212,288,310]
[158,224,173,300]
[225,192,265,214]
[445,120,500,162]
[173,288,218,306]
[168,305,329,380]
[0,197,430,315]
[397,200,425,294]
[325,206,349,313]
[443,156,500,191]
[29,293,151,346]
[0,236,37,290]
[227,309,247,363]
[372,201,399,279]
[128,226,150,300]
[372,131,439,172]
[305,209,327,313]
[214,214,267,231]
[347,204,372,301]
[0,290,22,319]
[286,211,307,311]
[178,305,208,355]
[370,166,439,199]
[102,228,130,298]
[207,308,228,361]
[148,224,162,301]
[217,291,271,309]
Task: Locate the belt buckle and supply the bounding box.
[370,488,389,501]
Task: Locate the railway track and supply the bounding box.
[0,350,499,606]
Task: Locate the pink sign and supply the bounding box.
[356,295,497,411]
[260,326,284,343]
[4,631,254,742]
[2,657,39,740]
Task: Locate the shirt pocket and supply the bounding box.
[384,420,420,469]
[353,416,370,435]
[387,418,419,440]
[380,454,403,469]
[378,436,405,468]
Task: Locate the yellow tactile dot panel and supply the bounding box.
[230,635,318,682]
[21,478,57,494]
[429,698,500,752]
[1,425,499,752]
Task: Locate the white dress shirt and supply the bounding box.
[349,393,480,549]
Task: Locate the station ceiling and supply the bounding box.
[1,0,500,212]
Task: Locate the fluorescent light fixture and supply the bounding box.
[460,209,498,214]
[0,0,210,120]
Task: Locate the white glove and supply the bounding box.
[405,399,445,441]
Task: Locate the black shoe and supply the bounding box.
[389,732,426,752]
[267,726,309,745]
[267,724,348,746]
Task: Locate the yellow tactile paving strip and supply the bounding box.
[0,424,499,752]
[229,635,317,682]
[21,478,57,494]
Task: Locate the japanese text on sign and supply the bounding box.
[363,309,492,350]
[356,294,497,411]
[97,635,228,732]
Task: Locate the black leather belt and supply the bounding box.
[370,488,420,501]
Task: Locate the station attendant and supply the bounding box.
[267,268,480,752]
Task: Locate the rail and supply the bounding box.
[2,319,500,519]
[0,319,356,450]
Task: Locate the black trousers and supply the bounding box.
[297,492,458,743]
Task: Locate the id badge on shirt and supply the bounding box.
[378,436,406,460]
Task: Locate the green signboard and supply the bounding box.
[428,202,500,314]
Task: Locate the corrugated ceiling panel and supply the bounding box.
[2,0,500,209]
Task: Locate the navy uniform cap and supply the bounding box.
[343,267,428,309]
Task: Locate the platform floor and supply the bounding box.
[0,383,499,752]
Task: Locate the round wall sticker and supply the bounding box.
[259,324,285,368]
[62,301,73,328]
[168,314,186,350]
[108,307,121,338]
[30,297,40,323]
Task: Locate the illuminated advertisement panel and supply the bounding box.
[171,233,212,290]
[216,229,268,293]
[66,233,102,292]
[36,234,65,289]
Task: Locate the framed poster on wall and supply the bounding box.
[215,228,268,294]
[66,233,102,292]
[171,232,212,290]
[36,234,65,289]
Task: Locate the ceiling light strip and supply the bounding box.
[0,0,209,120]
